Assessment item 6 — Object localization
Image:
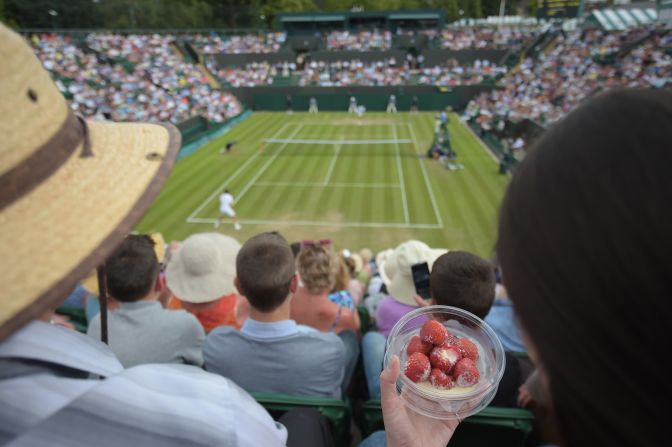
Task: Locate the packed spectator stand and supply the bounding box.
[31,32,242,123]
[463,25,671,158]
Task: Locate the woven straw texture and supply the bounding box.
[0,23,180,337]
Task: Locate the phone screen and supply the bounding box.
[411,262,431,300]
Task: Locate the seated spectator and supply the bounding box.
[485,280,526,353]
[375,241,445,336]
[165,233,244,332]
[358,248,374,283]
[329,253,357,309]
[423,251,531,407]
[344,252,365,306]
[87,235,205,367]
[204,232,350,398]
[362,241,444,399]
[291,242,361,335]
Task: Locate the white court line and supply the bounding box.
[262,138,411,145]
[186,122,291,222]
[406,122,444,228]
[324,136,343,185]
[392,124,410,225]
[233,124,304,205]
[188,217,442,230]
[254,181,400,188]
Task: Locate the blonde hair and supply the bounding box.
[332,255,351,292]
[297,245,339,294]
[359,248,372,264]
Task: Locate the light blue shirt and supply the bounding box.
[205,317,346,398]
[241,318,315,338]
[485,298,526,353]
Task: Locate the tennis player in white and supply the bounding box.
[215,189,241,230]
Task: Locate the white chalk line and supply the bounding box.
[406,122,444,228]
[188,217,442,229]
[186,122,292,221]
[392,124,410,225]
[262,138,412,145]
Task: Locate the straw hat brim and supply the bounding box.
[0,121,180,340]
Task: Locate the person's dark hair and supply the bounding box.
[236,232,295,312]
[497,89,672,446]
[105,234,159,302]
[290,242,301,259]
[430,251,495,319]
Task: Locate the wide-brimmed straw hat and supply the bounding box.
[165,233,241,304]
[0,24,180,341]
[385,241,448,306]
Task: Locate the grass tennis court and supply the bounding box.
[136,112,509,256]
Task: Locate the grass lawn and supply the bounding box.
[136,112,509,257]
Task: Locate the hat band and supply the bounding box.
[0,110,90,212]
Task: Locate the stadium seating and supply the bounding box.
[359,399,535,446]
[251,392,351,447]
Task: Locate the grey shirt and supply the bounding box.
[204,318,345,398]
[88,301,205,368]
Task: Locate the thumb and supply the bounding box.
[380,355,401,406]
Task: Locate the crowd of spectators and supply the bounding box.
[31,32,242,123]
[187,28,538,54]
[464,28,671,128]
[212,58,505,87]
[191,32,286,54]
[326,29,392,51]
[437,26,539,50]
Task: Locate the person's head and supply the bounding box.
[384,240,447,306]
[235,232,296,312]
[0,24,179,341]
[359,248,372,264]
[224,189,230,194]
[332,255,351,292]
[105,234,160,303]
[290,241,301,259]
[497,89,672,446]
[429,251,495,319]
[165,233,240,307]
[296,243,339,294]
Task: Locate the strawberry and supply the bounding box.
[404,352,431,383]
[438,329,459,348]
[453,358,480,387]
[429,368,455,390]
[419,320,447,346]
[429,346,462,374]
[453,338,479,361]
[406,335,433,356]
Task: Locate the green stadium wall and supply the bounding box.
[230,85,497,112]
[213,49,509,68]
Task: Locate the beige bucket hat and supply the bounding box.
[385,241,448,306]
[0,24,180,341]
[165,233,241,303]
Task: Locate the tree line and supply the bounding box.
[2,0,535,30]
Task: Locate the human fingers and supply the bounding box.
[413,294,430,308]
[380,355,401,405]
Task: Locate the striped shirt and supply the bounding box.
[0,321,287,446]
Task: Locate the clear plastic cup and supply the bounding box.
[383,305,506,420]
